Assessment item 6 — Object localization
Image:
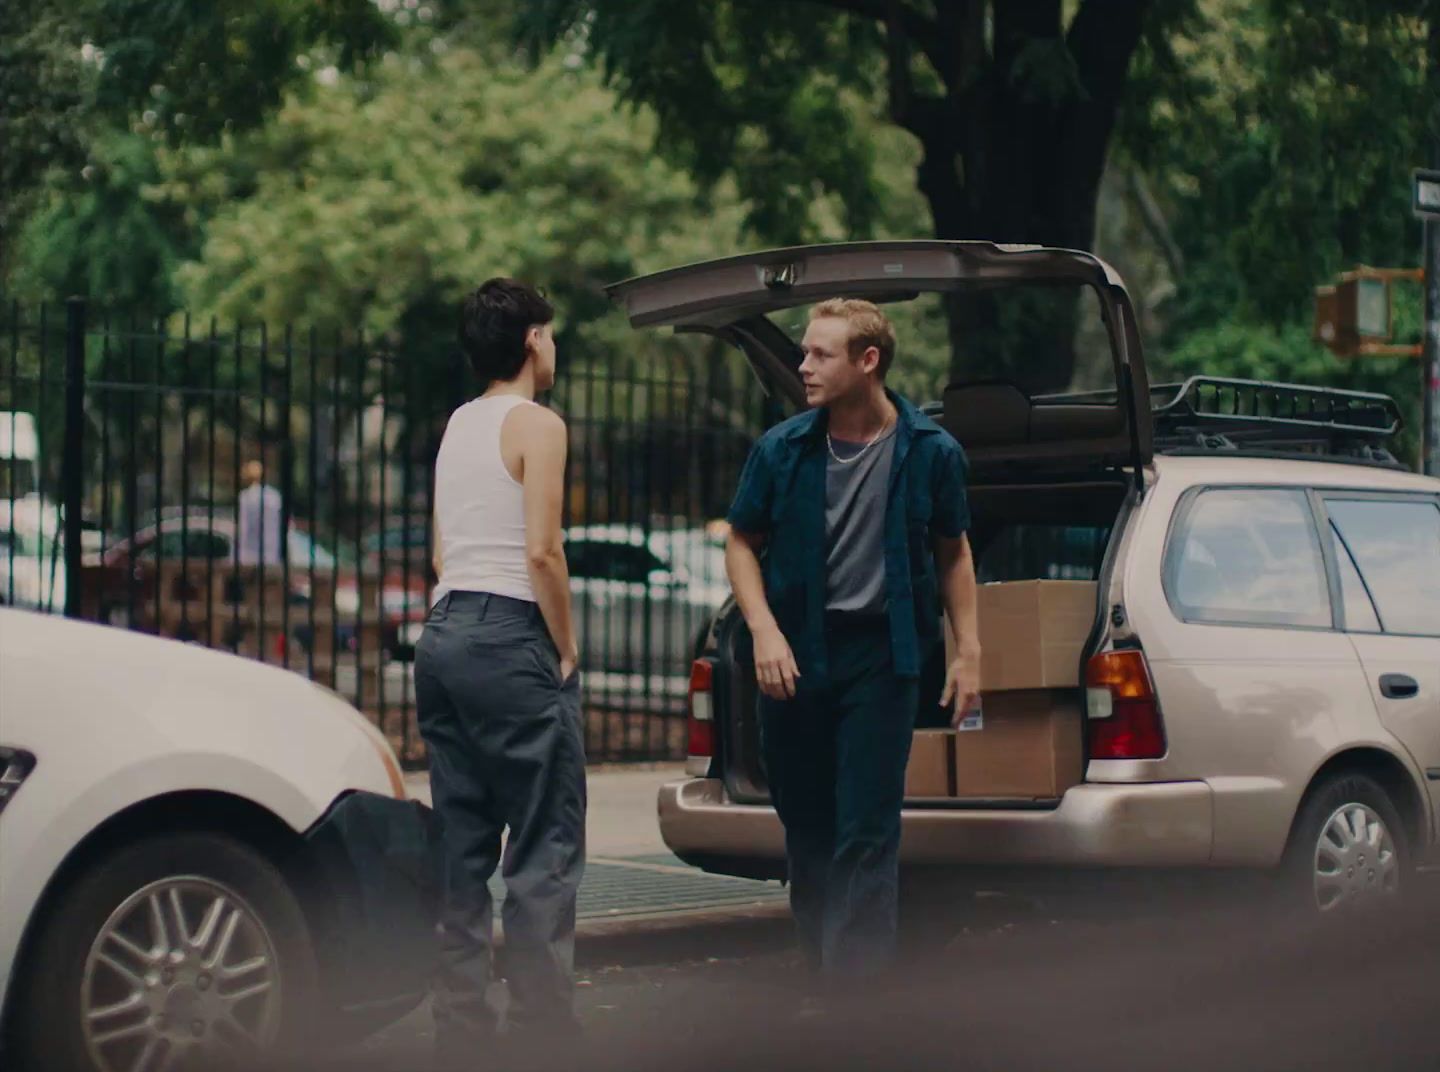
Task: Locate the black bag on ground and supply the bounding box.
[303,790,443,1023]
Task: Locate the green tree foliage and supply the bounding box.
[517,0,1185,385]
[1120,0,1434,465]
[164,48,751,376]
[1,0,394,291]
[1124,0,1431,331]
[10,132,190,309]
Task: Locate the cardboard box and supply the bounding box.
[951,690,1083,799]
[959,580,1097,692]
[905,729,955,797]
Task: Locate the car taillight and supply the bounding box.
[687,659,715,765]
[1085,650,1166,760]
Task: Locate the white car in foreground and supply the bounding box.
[0,608,435,1071]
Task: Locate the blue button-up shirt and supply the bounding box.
[726,390,970,689]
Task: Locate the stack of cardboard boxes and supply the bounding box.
[904,580,1095,801]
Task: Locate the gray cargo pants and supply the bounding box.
[413,590,587,1045]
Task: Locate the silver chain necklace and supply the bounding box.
[826,419,893,465]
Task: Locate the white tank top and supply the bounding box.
[432,394,537,605]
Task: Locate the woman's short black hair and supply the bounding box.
[457,278,555,385]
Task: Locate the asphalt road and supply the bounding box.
[295,875,1440,1072]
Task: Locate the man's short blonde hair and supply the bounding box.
[809,298,896,380]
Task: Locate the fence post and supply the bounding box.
[63,297,86,618]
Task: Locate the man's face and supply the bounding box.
[799,316,874,408]
[528,323,557,390]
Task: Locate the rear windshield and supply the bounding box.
[948,282,1118,397]
[773,281,1119,404]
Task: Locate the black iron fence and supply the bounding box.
[1,298,779,766]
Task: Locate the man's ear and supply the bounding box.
[524,325,541,356]
[860,345,882,377]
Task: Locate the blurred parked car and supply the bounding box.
[396,522,730,681]
[0,609,433,1071]
[0,501,65,614]
[361,523,433,582]
[564,524,730,677]
[99,515,430,654]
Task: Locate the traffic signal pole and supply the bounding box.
[1425,213,1439,476]
[1425,12,1440,476]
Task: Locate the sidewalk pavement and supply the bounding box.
[403,764,791,949]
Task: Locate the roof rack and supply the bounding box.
[1028,376,1403,463]
[1149,376,1403,462]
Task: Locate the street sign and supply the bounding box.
[1416,168,1440,220]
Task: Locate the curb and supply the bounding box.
[573,902,793,969]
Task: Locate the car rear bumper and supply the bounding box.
[658,778,1215,869]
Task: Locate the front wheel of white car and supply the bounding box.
[14,831,318,1072]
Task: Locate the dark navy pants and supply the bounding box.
[759,616,917,980]
[414,591,587,1046]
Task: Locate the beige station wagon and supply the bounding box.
[605,241,1440,913]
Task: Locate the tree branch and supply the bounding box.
[1066,0,1150,114]
[1125,167,1184,282]
[932,0,985,93]
[1052,0,1150,247]
[885,0,912,125]
[892,92,950,144]
[746,0,947,85]
[777,0,934,44]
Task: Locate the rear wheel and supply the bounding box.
[1284,773,1409,914]
[13,831,318,1072]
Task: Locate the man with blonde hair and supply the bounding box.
[725,298,981,990]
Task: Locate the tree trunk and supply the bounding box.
[904,0,1149,391]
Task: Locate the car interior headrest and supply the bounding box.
[942,382,1032,447]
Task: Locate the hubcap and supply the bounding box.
[1313,802,1400,912]
[80,876,282,1072]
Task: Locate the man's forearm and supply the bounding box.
[725,535,779,635]
[528,550,578,659]
[939,540,980,654]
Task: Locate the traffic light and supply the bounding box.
[1313,267,1422,359]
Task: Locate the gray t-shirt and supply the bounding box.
[825,425,896,613]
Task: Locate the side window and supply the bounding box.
[1325,499,1440,637]
[565,541,663,584]
[137,531,230,561]
[1329,524,1382,634]
[137,532,185,560]
[1165,488,1331,628]
[608,545,665,584]
[564,541,598,580]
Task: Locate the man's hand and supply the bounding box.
[940,642,982,727]
[753,624,801,700]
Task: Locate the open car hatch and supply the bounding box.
[606,240,1153,477]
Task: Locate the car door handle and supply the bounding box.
[1378,674,1419,700]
